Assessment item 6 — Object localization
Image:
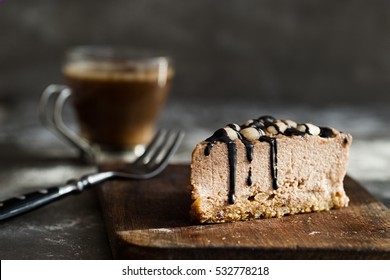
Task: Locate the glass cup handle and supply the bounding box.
[39,84,68,135]
[39,85,96,163]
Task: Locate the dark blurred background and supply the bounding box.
[1,0,389,106]
[1,1,390,259]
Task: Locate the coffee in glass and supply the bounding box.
[41,46,174,162]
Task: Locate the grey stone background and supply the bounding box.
[1,0,390,105]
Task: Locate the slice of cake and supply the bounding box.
[190,115,352,223]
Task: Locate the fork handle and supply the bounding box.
[0,172,117,221]
[0,183,79,221]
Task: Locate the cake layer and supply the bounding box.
[190,116,352,223]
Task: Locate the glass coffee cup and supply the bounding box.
[40,46,174,163]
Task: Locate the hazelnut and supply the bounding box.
[274,120,288,133]
[297,123,320,135]
[283,119,297,128]
[305,123,320,136]
[266,125,279,135]
[244,119,254,127]
[241,127,262,141]
[297,124,307,133]
[225,123,240,132]
[223,127,238,141]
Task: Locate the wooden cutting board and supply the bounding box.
[98,164,390,259]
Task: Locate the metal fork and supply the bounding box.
[0,129,184,221]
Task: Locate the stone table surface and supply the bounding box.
[0,97,389,259]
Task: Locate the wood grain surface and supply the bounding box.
[98,165,390,259]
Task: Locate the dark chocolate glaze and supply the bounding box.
[260,136,278,190]
[204,128,238,204]
[227,142,237,204]
[258,115,276,126]
[319,127,334,138]
[247,167,253,186]
[242,139,254,162]
[203,116,336,204]
[204,128,229,156]
[343,136,349,146]
[284,127,306,136]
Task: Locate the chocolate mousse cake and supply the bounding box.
[190,116,352,223]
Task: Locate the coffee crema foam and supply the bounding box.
[63,62,174,83]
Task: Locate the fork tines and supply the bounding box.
[134,129,184,168]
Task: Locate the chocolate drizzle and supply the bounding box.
[227,142,237,204]
[247,167,253,186]
[204,115,335,204]
[284,128,306,136]
[205,128,238,203]
[204,128,229,156]
[319,127,334,138]
[260,136,278,190]
[242,139,254,162]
